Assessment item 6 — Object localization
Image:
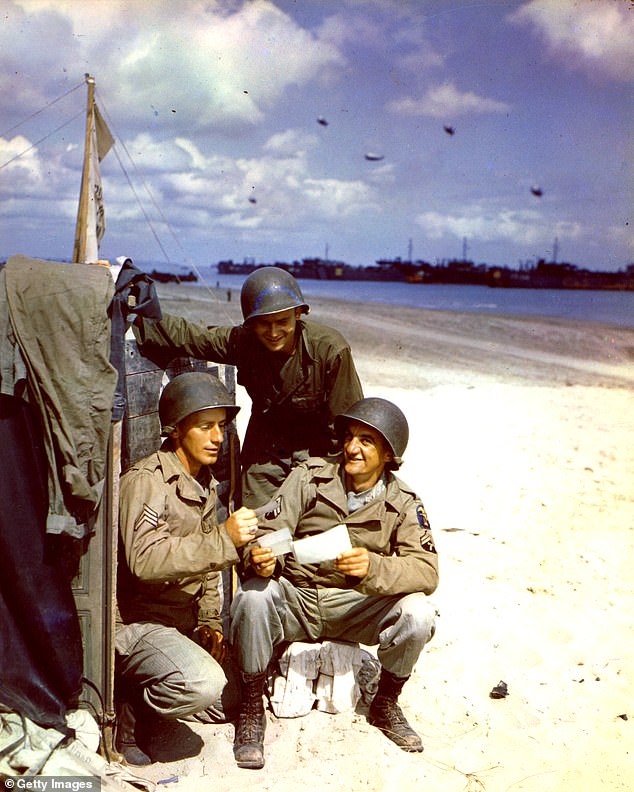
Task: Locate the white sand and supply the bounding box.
[135,285,634,792]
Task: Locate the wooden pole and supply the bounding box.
[72,73,95,263]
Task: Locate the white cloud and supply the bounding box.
[415,206,582,247]
[15,0,127,35]
[509,0,634,82]
[111,129,379,237]
[389,81,511,119]
[318,11,383,51]
[263,129,319,156]
[0,136,44,182]
[302,178,377,219]
[119,133,202,172]
[4,1,345,130]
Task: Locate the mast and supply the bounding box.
[72,74,95,263]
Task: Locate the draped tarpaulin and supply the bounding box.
[0,394,83,730]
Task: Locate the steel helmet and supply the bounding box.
[240,266,309,324]
[159,371,240,435]
[335,397,409,468]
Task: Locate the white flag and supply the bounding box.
[77,102,114,263]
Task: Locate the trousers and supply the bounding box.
[115,622,235,720]
[229,577,437,678]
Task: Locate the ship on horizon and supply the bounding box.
[217,256,634,291]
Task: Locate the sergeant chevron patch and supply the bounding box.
[134,503,159,532]
[420,531,437,554]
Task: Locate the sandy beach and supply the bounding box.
[133,283,634,792]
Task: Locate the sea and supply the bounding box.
[199,270,634,329]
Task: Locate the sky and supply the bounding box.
[0,0,632,273]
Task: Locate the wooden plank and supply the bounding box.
[71,421,120,727]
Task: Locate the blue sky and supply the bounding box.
[1,0,632,272]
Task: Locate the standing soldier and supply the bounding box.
[134,267,363,507]
[115,372,258,765]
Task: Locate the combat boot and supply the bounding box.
[114,692,152,766]
[368,669,423,752]
[233,671,267,769]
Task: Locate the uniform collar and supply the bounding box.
[314,456,402,517]
[347,474,387,513]
[156,447,216,502]
[297,320,317,363]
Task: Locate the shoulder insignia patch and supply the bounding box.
[254,495,282,521]
[416,504,430,531]
[134,503,159,532]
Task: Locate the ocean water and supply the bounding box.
[201,271,634,329]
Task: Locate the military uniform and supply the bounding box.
[116,447,239,720]
[135,315,363,507]
[230,455,438,678]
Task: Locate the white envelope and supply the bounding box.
[256,527,293,557]
[291,523,352,564]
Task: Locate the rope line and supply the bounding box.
[0,80,84,138]
[97,91,235,321]
[0,109,84,172]
[2,80,236,324]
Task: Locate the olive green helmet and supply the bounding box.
[335,397,409,468]
[159,371,240,435]
[240,266,309,324]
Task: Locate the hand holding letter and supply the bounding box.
[335,546,370,579]
[250,545,276,577]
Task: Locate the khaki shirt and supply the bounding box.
[117,447,239,634]
[252,456,439,597]
[135,315,363,505]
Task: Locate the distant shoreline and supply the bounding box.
[155,283,634,391]
[156,277,634,329]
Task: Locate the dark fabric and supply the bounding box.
[109,261,162,421]
[0,395,83,730]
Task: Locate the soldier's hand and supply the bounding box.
[194,625,229,664]
[250,545,276,577]
[224,507,258,547]
[335,547,370,579]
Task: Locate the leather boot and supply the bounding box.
[233,672,267,769]
[368,669,423,752]
[114,692,152,766]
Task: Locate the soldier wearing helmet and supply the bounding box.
[229,397,439,769]
[115,372,259,765]
[133,267,363,508]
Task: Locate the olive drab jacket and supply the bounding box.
[117,447,239,635]
[134,314,363,506]
[250,456,439,597]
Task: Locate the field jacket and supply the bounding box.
[117,447,239,635]
[249,455,439,597]
[1,255,117,537]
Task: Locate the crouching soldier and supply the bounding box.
[114,372,258,765]
[230,397,439,769]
